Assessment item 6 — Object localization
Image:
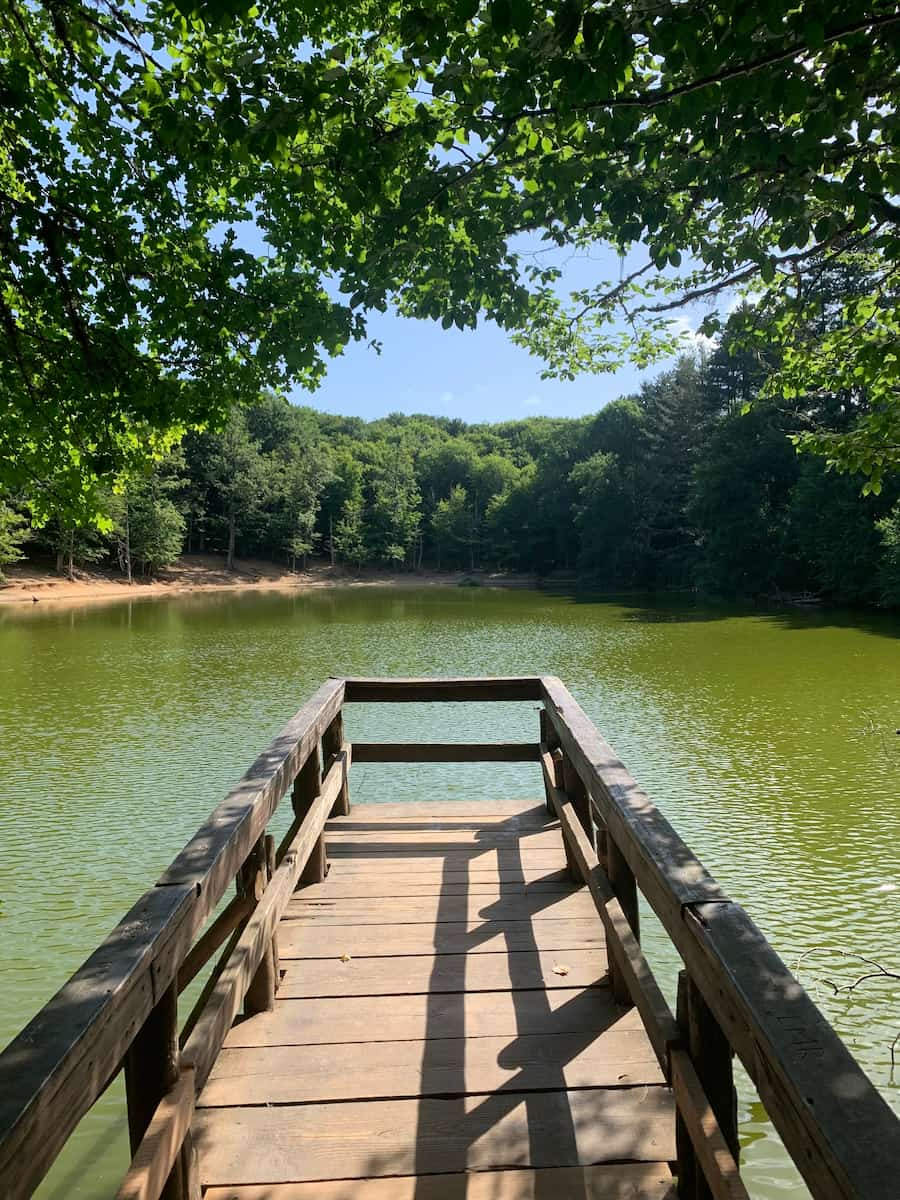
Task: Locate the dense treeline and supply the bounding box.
[3,326,900,605]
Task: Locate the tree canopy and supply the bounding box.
[3,0,899,515]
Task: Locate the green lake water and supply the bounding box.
[1,586,898,1197]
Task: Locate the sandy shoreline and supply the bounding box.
[0,555,537,607]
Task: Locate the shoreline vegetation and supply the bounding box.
[0,554,539,607]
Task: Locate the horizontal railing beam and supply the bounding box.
[352,741,540,763]
[181,747,349,1090]
[158,677,345,934]
[540,674,900,1200]
[342,676,543,702]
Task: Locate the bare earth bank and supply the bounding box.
[0,555,537,607]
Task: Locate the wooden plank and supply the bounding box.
[670,1049,749,1200]
[321,863,575,886]
[277,948,607,997]
[158,678,344,932]
[352,742,541,763]
[343,676,543,702]
[323,829,562,847]
[546,764,680,1071]
[295,877,576,899]
[327,805,554,829]
[0,883,196,1200]
[201,1025,663,1107]
[203,1163,676,1200]
[194,1088,676,1184]
[284,892,595,925]
[116,1068,196,1200]
[323,849,568,869]
[330,799,552,819]
[223,986,626,1048]
[181,756,344,1089]
[177,896,252,994]
[279,918,606,959]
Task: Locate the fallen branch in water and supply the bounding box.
[796,947,900,1067]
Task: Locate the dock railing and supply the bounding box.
[0,675,897,1200]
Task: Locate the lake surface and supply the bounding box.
[1,586,898,1197]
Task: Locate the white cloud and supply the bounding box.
[523,393,542,408]
[670,316,717,354]
[438,390,455,409]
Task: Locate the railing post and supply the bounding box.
[676,970,740,1200]
[539,709,560,813]
[292,747,327,883]
[323,710,350,816]
[560,754,594,850]
[124,981,198,1200]
[239,837,276,1014]
[265,833,280,992]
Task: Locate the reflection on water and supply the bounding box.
[1,587,898,1198]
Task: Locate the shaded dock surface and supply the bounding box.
[197,798,675,1197]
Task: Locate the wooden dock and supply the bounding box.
[1,676,899,1200]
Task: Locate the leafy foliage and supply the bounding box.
[3,1,899,515]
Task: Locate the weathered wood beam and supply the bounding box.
[671,1048,748,1200]
[342,676,543,702]
[0,884,196,1200]
[158,678,345,933]
[181,752,346,1089]
[115,1067,196,1200]
[177,896,253,995]
[352,742,540,763]
[540,675,900,1200]
[541,751,678,1068]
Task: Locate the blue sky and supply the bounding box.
[291,239,712,426]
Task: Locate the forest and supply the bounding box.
[3,316,899,606]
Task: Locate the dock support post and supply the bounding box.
[323,711,350,816]
[676,970,740,1199]
[292,747,327,883]
[239,836,277,1014]
[124,982,198,1200]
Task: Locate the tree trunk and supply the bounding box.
[329,513,335,567]
[124,504,132,584]
[67,529,74,580]
[227,512,236,570]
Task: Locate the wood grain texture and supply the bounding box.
[277,948,607,997]
[278,918,606,959]
[284,891,595,926]
[323,849,568,870]
[295,876,576,899]
[222,986,626,1048]
[323,830,562,850]
[202,1163,676,1200]
[327,804,554,829]
[116,1067,196,1200]
[201,1026,663,1107]
[194,1088,676,1185]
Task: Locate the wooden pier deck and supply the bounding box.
[2,675,899,1200]
[196,798,675,1197]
